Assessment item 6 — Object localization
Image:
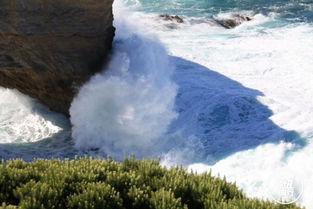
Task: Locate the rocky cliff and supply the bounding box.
[0,0,115,115]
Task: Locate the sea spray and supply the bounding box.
[70,1,177,159]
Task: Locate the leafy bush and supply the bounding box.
[0,157,303,209]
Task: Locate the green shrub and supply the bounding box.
[0,157,303,209]
[67,182,123,209]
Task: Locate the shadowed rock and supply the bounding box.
[160,14,184,23]
[214,14,252,29]
[0,0,115,115]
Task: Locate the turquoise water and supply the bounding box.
[125,0,313,22]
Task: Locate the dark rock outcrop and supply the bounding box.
[214,14,252,29]
[0,0,115,115]
[159,14,184,23]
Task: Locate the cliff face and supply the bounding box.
[0,0,115,115]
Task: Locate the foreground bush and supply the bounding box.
[0,157,302,209]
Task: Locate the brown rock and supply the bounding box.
[214,14,253,29]
[0,0,115,115]
[160,14,184,23]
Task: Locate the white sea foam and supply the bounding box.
[70,1,178,159]
[0,87,66,144]
[186,141,313,207]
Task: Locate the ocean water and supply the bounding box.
[1,0,313,207]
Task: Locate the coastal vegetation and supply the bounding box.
[0,157,302,209]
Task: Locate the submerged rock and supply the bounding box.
[0,0,115,115]
[214,14,252,29]
[160,14,184,23]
